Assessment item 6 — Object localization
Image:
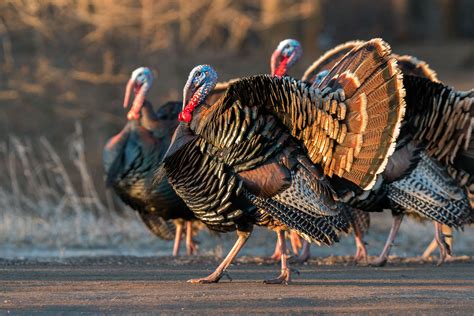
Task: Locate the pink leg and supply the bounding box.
[270,235,282,261]
[442,225,453,252]
[188,230,251,284]
[353,226,368,264]
[172,221,184,257]
[422,237,438,259]
[185,221,198,256]
[434,222,452,266]
[264,230,296,284]
[370,214,404,267]
[289,231,302,255]
[422,225,453,259]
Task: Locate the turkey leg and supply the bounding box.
[434,222,452,265]
[289,231,302,255]
[187,229,251,284]
[269,236,282,260]
[292,240,311,264]
[422,225,453,259]
[172,221,184,257]
[371,213,404,267]
[185,221,198,256]
[264,230,296,284]
[270,231,299,260]
[353,225,368,264]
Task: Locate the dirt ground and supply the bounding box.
[1,256,473,314]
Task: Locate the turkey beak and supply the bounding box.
[127,83,148,120]
[182,83,193,110]
[123,79,135,109]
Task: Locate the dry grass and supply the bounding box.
[0,122,160,253]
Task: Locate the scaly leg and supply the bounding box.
[185,221,198,256]
[172,221,184,257]
[442,225,453,253]
[264,230,297,284]
[187,229,252,284]
[422,225,453,259]
[434,222,452,266]
[353,225,368,264]
[371,213,404,267]
[269,236,282,261]
[289,231,302,255]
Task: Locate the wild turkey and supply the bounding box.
[209,39,307,259]
[158,39,406,283]
[270,38,371,261]
[305,41,473,265]
[378,75,473,265]
[103,67,200,256]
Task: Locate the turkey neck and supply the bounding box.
[139,100,160,131]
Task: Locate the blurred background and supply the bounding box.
[0,0,473,258]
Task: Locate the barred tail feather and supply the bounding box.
[319,39,406,189]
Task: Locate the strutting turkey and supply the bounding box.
[207,39,309,259]
[158,39,407,283]
[216,39,372,261]
[104,67,202,256]
[304,40,473,266]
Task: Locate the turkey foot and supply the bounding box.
[188,271,232,284]
[264,268,292,285]
[370,213,404,267]
[422,225,453,260]
[187,229,251,284]
[264,230,297,284]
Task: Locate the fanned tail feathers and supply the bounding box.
[302,40,364,83]
[404,76,473,165]
[316,38,406,189]
[391,54,439,82]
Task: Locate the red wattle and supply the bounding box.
[127,110,140,120]
[275,56,289,77]
[179,97,200,123]
[178,110,192,123]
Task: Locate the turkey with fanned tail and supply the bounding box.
[304,40,473,266]
[157,39,406,284]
